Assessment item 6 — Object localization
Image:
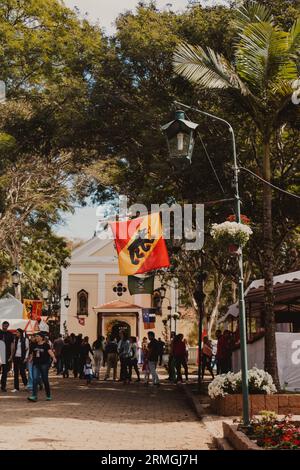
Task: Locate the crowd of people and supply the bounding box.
[0,321,174,400]
[0,319,235,402]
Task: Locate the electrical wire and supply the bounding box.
[198,134,226,195]
[238,166,300,200]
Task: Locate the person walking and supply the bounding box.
[173,334,188,383]
[117,331,131,384]
[12,329,29,392]
[70,333,81,378]
[53,334,64,375]
[104,336,118,381]
[202,336,214,380]
[27,336,43,392]
[61,337,72,378]
[0,321,15,392]
[142,341,150,386]
[147,331,160,386]
[27,332,56,402]
[79,336,93,379]
[92,336,105,380]
[157,338,165,366]
[128,336,140,382]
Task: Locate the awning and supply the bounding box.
[222,270,300,322]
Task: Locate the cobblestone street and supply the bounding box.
[0,369,215,450]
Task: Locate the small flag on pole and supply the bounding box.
[128,274,155,295]
[142,308,156,329]
[110,213,170,275]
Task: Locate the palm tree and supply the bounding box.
[173,0,300,387]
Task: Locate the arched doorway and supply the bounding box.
[106,320,131,341]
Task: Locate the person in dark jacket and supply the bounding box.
[157,338,165,366]
[0,321,15,392]
[173,334,188,383]
[147,331,160,386]
[61,337,72,378]
[12,328,29,392]
[79,336,93,379]
[70,334,82,378]
[104,336,118,381]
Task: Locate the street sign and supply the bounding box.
[0,81,6,103]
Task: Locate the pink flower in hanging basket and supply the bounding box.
[228,244,240,255]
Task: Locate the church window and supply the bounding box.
[77,289,88,315]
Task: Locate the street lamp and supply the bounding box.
[11,267,22,287]
[162,103,250,425]
[173,312,180,333]
[161,110,199,161]
[42,287,50,302]
[157,285,167,300]
[64,294,71,309]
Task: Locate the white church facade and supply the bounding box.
[60,237,195,343]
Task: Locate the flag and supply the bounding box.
[128,275,155,295]
[23,300,43,321]
[110,213,170,275]
[142,308,156,324]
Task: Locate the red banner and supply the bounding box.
[23,300,43,321]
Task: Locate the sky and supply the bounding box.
[64,1,190,33]
[57,1,215,240]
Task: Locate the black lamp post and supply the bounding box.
[42,288,71,328]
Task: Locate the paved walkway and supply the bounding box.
[0,368,215,450]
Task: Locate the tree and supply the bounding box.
[173,0,300,385]
[0,0,103,294]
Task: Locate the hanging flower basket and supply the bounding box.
[211,221,253,249]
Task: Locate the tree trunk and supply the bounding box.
[262,139,280,389]
[208,276,225,338]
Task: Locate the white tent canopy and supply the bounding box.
[0,319,39,333]
[0,293,23,320]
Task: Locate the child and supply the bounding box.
[142,344,150,386]
[83,357,94,385]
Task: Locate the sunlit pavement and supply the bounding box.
[0,367,215,450]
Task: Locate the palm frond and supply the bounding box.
[236,21,297,92]
[173,42,249,95]
[288,18,300,59]
[233,0,273,32]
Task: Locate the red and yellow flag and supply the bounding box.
[23,300,43,321]
[110,213,170,275]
